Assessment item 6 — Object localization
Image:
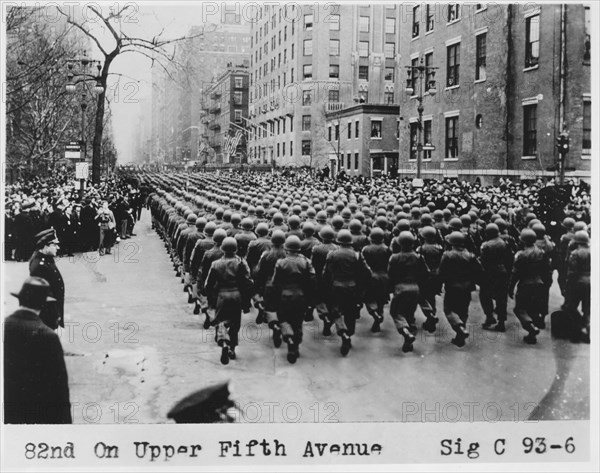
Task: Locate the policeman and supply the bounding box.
[562,230,590,343]
[508,229,551,345]
[322,229,371,356]
[29,229,65,330]
[480,223,513,332]
[387,231,430,352]
[361,227,391,333]
[272,235,316,363]
[438,231,482,347]
[204,237,253,365]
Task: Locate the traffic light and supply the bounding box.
[556,132,570,154]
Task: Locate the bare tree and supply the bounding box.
[56,4,212,183]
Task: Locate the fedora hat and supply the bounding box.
[10,277,56,304]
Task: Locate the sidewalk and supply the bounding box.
[2,210,590,424]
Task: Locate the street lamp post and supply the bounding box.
[404,56,437,180]
[65,52,104,197]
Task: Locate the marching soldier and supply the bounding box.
[311,226,338,333]
[418,226,444,332]
[508,229,552,345]
[438,231,482,347]
[204,237,253,365]
[532,222,555,328]
[480,223,513,332]
[322,229,371,356]
[271,235,316,363]
[199,229,227,327]
[562,230,590,343]
[557,217,576,296]
[361,227,391,333]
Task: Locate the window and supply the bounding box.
[447,43,460,87]
[234,110,242,123]
[335,124,339,140]
[426,4,434,32]
[302,115,311,131]
[328,89,339,102]
[359,41,369,57]
[425,52,434,91]
[385,91,394,104]
[523,104,537,155]
[412,6,420,38]
[233,91,243,105]
[302,140,311,156]
[283,119,286,133]
[408,57,419,90]
[525,14,540,68]
[476,33,487,81]
[304,14,313,31]
[290,140,293,155]
[359,16,370,32]
[291,43,294,59]
[284,26,287,41]
[359,91,368,103]
[282,142,286,156]
[291,68,294,81]
[234,77,243,88]
[302,90,312,105]
[355,121,360,138]
[384,42,395,58]
[278,31,281,45]
[583,100,591,152]
[277,143,280,157]
[445,116,459,158]
[329,65,340,79]
[330,39,340,56]
[385,67,394,81]
[354,153,359,170]
[329,14,340,30]
[409,122,418,160]
[303,39,312,56]
[347,122,351,139]
[385,17,396,34]
[347,153,351,170]
[423,120,432,160]
[371,120,382,139]
[328,126,332,141]
[303,64,313,80]
[359,65,369,80]
[584,7,591,62]
[447,4,460,22]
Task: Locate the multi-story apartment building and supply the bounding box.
[200,64,250,164]
[397,3,591,183]
[151,18,250,165]
[248,4,403,168]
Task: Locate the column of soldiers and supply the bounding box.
[144,171,590,366]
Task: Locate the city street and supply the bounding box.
[2,209,590,424]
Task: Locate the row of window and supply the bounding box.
[338,152,361,171]
[411,4,477,39]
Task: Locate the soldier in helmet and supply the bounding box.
[387,231,430,352]
[176,212,198,287]
[199,229,227,327]
[418,226,443,332]
[235,218,257,259]
[253,230,287,346]
[311,226,338,333]
[532,222,555,328]
[361,227,391,333]
[349,219,369,252]
[480,223,514,332]
[438,231,483,347]
[271,235,316,363]
[183,216,206,304]
[508,229,552,345]
[562,230,590,343]
[191,221,216,318]
[204,237,253,365]
[557,217,576,296]
[322,229,371,356]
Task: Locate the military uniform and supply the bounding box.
[479,235,513,329]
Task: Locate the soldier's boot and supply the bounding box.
[494,320,506,332]
[534,314,546,330]
[193,301,201,315]
[186,287,194,303]
[482,314,497,330]
[286,342,298,364]
[322,316,333,336]
[408,323,418,334]
[523,322,539,345]
[400,328,416,353]
[272,324,282,348]
[220,342,230,365]
[451,324,469,348]
[304,307,314,322]
[203,309,212,330]
[370,313,384,333]
[228,346,236,360]
[254,301,265,324]
[422,315,439,333]
[340,333,352,356]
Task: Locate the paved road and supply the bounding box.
[2,210,590,424]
